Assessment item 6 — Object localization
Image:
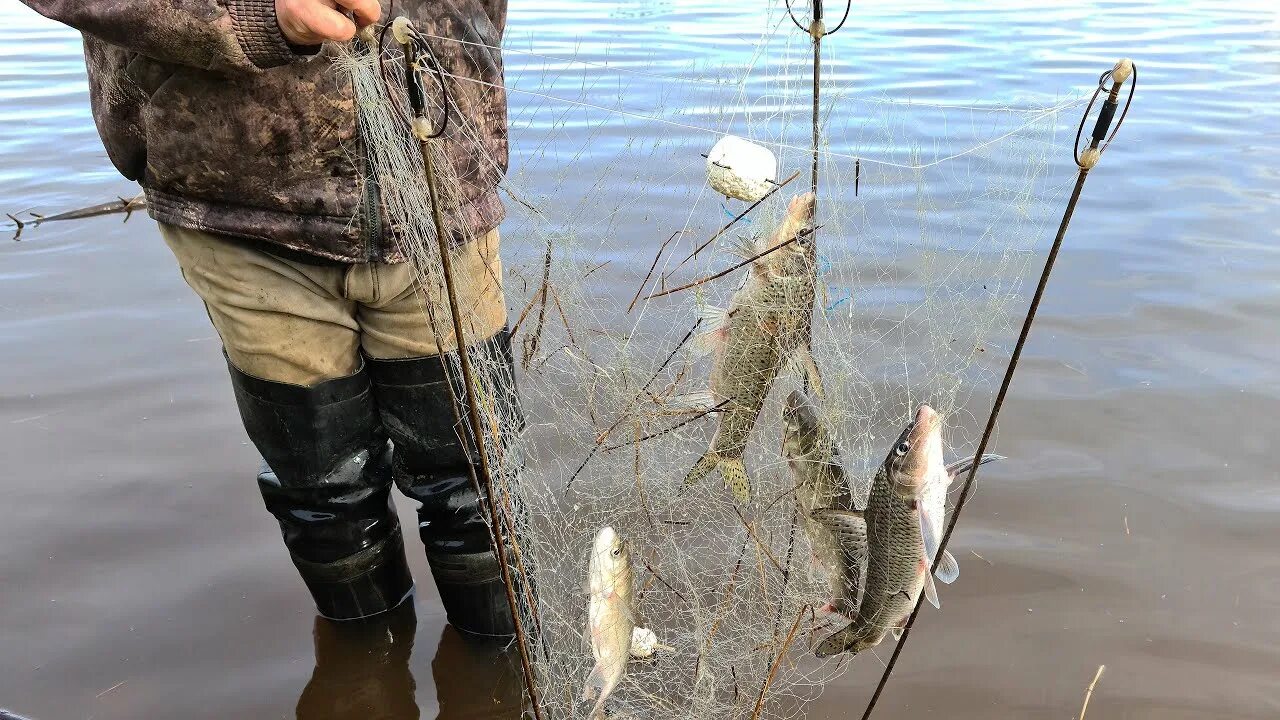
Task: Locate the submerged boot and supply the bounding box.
[368,328,525,637]
[228,360,414,621]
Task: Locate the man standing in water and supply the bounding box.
[19,0,521,635]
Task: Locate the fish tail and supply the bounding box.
[719,457,752,503]
[683,452,720,490]
[589,689,609,720]
[582,661,605,701]
[683,453,753,503]
[814,623,863,658]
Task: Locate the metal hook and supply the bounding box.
[783,0,852,37]
[1074,61,1136,167]
[397,23,452,139]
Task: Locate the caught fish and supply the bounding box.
[782,389,855,571]
[684,192,821,503]
[812,404,1003,657]
[811,505,868,621]
[583,526,635,719]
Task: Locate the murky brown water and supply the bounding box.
[3,1,1279,719]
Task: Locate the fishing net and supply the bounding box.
[338,5,1085,717]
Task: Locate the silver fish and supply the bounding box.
[813,405,1002,657]
[684,192,820,503]
[583,526,634,719]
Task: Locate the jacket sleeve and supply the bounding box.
[20,0,317,72]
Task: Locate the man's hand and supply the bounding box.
[276,0,381,46]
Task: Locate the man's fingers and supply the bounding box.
[301,4,358,42]
[332,0,382,28]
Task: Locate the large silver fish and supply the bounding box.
[684,192,820,503]
[813,405,1002,657]
[782,390,856,571]
[583,526,634,719]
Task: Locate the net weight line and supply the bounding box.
[856,58,1136,720]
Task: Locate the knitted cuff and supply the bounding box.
[226,0,320,69]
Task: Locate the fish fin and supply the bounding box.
[582,660,606,700]
[918,507,946,606]
[726,233,761,260]
[814,622,860,658]
[810,509,866,538]
[720,457,752,503]
[683,452,719,489]
[890,626,904,641]
[691,306,731,355]
[935,550,960,585]
[919,506,943,575]
[945,453,1007,481]
[668,390,716,411]
[922,569,941,609]
[794,345,826,400]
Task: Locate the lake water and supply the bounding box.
[2,1,1278,719]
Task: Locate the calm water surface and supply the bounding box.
[2,1,1278,719]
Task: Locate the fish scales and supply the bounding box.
[814,405,942,657]
[684,192,818,503]
[782,390,856,582]
[813,405,1000,657]
[584,526,634,719]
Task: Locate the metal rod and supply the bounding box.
[422,141,547,720]
[399,24,547,719]
[856,61,1134,720]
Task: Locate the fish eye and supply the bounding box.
[610,547,622,557]
[895,441,910,456]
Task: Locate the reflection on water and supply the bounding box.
[1,1,1279,719]
[297,604,421,719]
[296,603,522,720]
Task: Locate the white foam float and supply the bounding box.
[706,135,778,202]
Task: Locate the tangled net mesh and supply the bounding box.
[339,5,1082,717]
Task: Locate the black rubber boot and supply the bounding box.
[367,329,524,638]
[227,360,414,621]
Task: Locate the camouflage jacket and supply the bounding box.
[21,0,508,263]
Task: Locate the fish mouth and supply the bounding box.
[910,404,939,443]
[788,191,817,219]
[890,404,941,499]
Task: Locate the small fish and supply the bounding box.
[813,405,1003,657]
[583,526,635,719]
[782,390,855,571]
[684,192,821,503]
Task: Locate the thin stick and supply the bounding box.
[857,63,1134,720]
[421,141,546,720]
[602,399,729,451]
[628,230,684,313]
[643,561,688,602]
[646,226,818,301]
[7,193,147,241]
[1078,665,1106,720]
[750,605,808,720]
[522,233,555,366]
[564,321,700,491]
[733,506,785,574]
[676,169,802,268]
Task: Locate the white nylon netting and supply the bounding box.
[339,5,1082,717]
